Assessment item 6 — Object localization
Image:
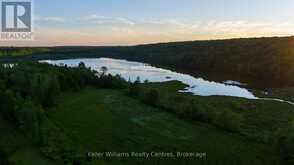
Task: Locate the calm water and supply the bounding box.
[42,58,258,99]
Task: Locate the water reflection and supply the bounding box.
[42,58,258,99]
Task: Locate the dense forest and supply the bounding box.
[1,36,294,88]
[0,62,129,164]
[0,61,294,164]
[1,37,294,164]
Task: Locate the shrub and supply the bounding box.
[275,125,294,164]
[189,105,210,122]
[15,99,45,144]
[143,89,159,106]
[128,78,141,97]
[0,90,18,122]
[0,150,10,165]
[214,110,243,132]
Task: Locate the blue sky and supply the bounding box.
[3,0,294,46]
[36,0,293,22]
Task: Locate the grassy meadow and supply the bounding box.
[45,87,281,165]
[1,55,294,165]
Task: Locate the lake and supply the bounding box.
[42,58,258,99]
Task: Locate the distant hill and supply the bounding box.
[1,36,294,87]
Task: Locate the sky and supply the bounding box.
[1,0,294,46]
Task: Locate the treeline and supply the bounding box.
[128,80,243,133]
[0,47,50,57]
[0,62,126,164]
[2,36,294,87]
[113,36,294,87]
[0,62,248,164]
[1,61,294,164]
[127,80,294,164]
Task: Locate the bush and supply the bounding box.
[188,103,210,122]
[15,99,45,144]
[98,74,127,89]
[143,89,159,106]
[214,110,243,132]
[0,150,10,165]
[275,126,294,164]
[128,78,141,97]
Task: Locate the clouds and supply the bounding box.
[198,21,294,37]
[35,14,294,35]
[35,16,66,23]
[35,15,136,26]
[79,15,135,26]
[3,14,294,46]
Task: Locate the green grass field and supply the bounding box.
[46,87,281,165]
[144,81,294,141]
[2,79,293,164]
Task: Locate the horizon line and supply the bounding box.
[1,35,293,48]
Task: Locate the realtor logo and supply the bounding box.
[2,1,31,32]
[1,0,33,40]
